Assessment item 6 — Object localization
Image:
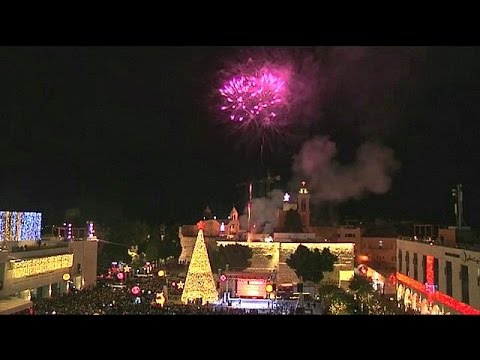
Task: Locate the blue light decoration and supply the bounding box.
[0,211,42,241]
[87,221,95,238]
[10,211,18,241]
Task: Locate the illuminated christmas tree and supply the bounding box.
[181,221,219,305]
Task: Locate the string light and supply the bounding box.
[426,255,434,285]
[181,222,219,305]
[10,211,18,241]
[3,211,11,241]
[67,223,72,240]
[11,254,74,279]
[396,272,480,315]
[15,212,22,241]
[1,211,42,241]
[0,213,4,241]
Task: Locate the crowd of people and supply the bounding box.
[31,277,282,315]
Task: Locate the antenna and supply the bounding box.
[451,184,466,229]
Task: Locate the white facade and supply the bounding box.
[396,238,480,314]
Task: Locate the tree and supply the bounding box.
[101,221,149,266]
[109,221,149,247]
[285,209,303,232]
[315,283,356,314]
[208,244,253,273]
[286,245,338,283]
[349,273,373,293]
[328,290,356,315]
[140,223,182,263]
[181,224,218,305]
[145,241,159,262]
[158,224,182,260]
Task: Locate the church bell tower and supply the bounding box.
[297,181,310,229]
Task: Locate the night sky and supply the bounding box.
[1,46,479,227]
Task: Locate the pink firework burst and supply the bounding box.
[219,69,287,126]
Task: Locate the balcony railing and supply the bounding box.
[10,242,69,253]
[398,236,480,252]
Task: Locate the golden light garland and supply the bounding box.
[181,228,218,305]
[11,254,74,279]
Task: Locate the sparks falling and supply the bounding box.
[219,69,286,126]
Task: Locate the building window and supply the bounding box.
[422,255,427,283]
[405,251,410,276]
[398,249,403,273]
[445,261,453,296]
[413,253,418,281]
[461,265,469,304]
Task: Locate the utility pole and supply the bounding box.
[451,184,465,229]
[236,173,281,233]
[263,170,281,198]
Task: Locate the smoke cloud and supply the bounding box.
[290,136,400,204]
[239,189,284,234]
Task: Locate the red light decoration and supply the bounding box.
[220,274,227,282]
[116,272,124,280]
[388,273,397,284]
[396,272,427,294]
[434,292,480,315]
[196,220,205,231]
[426,255,434,285]
[131,286,141,295]
[396,272,480,315]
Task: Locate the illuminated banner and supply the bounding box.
[237,278,267,298]
[11,254,74,279]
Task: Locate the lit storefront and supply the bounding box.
[220,272,271,299]
[236,278,267,298]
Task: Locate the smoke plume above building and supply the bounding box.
[239,189,284,234]
[290,136,400,204]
